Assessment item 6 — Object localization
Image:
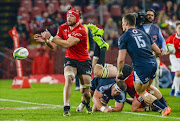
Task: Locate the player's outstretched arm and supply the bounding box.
[111,101,124,112]
[151,43,161,56]
[92,90,112,113]
[41,29,80,49]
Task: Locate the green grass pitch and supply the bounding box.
[0,80,180,121]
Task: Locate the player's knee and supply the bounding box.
[64,71,75,82]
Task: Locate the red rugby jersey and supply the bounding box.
[57,23,91,61]
[166,33,180,58]
[124,71,136,98]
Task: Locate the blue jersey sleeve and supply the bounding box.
[114,91,126,104]
[118,34,127,50]
[158,29,166,50]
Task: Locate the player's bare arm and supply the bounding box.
[53,35,80,49]
[116,49,127,81]
[92,90,112,113]
[111,101,124,112]
[151,43,161,56]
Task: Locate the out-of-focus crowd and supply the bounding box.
[16,0,180,48]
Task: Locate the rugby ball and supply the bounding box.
[166,44,175,54]
[13,47,29,60]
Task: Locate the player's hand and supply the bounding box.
[103,107,112,113]
[41,29,52,40]
[116,72,123,82]
[160,49,166,56]
[34,34,46,43]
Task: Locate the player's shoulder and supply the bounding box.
[119,31,128,40]
[170,34,176,38]
[76,24,86,31]
[167,34,176,40]
[74,24,87,35]
[152,24,160,28]
[60,23,68,28]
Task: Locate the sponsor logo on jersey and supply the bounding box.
[74,33,82,37]
[132,29,138,33]
[99,86,104,93]
[85,70,91,75]
[66,61,70,65]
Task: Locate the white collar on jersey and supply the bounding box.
[175,33,180,39]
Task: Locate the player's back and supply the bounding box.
[118,28,156,66]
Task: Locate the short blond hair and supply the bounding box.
[176,21,180,28]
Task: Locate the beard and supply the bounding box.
[67,21,76,26]
[145,17,154,23]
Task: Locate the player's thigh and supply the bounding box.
[79,74,91,85]
[107,64,117,78]
[133,81,149,94]
[64,66,77,73]
[77,60,92,84]
[64,58,77,76]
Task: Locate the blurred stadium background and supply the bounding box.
[1,0,178,80]
[1,0,180,120]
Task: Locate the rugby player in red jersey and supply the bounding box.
[166,21,180,97]
[34,7,92,116]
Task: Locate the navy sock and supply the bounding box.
[94,43,100,57]
[159,97,167,107]
[152,99,166,111]
[97,47,106,66]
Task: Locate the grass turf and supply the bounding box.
[0,80,180,121]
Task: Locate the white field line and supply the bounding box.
[0,106,61,110]
[1,98,180,120]
[0,98,75,108]
[122,111,180,120]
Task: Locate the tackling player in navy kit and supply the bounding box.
[91,78,127,112]
[116,13,171,116]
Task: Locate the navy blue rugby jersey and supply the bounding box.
[90,77,126,104]
[118,28,156,66]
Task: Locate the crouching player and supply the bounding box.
[77,78,127,112]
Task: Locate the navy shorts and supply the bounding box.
[133,62,157,84]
